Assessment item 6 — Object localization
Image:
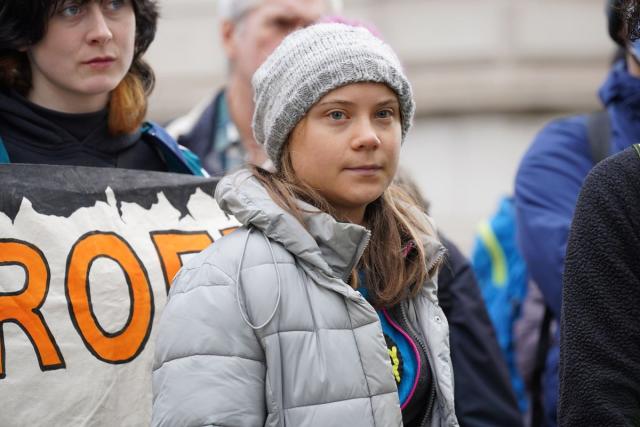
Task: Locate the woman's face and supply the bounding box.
[288,82,403,224]
[27,0,136,113]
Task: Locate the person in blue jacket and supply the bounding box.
[514,1,640,424]
[0,0,203,175]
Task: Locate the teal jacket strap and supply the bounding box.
[0,136,10,164]
[141,122,206,177]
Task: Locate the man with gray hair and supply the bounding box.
[167,0,341,176]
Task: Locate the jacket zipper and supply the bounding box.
[419,245,447,426]
[421,371,437,427]
[342,230,371,283]
[426,245,447,277]
[398,302,437,427]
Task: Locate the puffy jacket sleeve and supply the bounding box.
[514,116,593,318]
[152,253,267,427]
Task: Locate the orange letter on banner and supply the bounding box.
[150,231,213,291]
[0,240,64,379]
[219,227,237,236]
[66,232,153,364]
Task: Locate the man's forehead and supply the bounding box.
[259,0,330,20]
[219,0,340,22]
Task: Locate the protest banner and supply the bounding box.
[0,164,238,426]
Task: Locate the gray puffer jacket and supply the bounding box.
[152,169,458,427]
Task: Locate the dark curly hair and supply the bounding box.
[0,0,159,134]
[625,0,640,41]
[609,0,640,43]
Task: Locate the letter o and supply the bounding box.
[65,232,154,363]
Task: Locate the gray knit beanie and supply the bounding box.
[252,23,415,169]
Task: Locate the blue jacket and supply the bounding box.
[515,60,640,318]
[514,59,640,425]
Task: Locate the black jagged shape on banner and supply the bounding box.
[0,164,219,222]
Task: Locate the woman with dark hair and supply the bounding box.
[0,0,202,174]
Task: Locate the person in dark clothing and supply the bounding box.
[439,236,523,427]
[0,0,202,174]
[514,1,640,423]
[560,145,640,426]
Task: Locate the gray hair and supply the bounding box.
[217,0,343,21]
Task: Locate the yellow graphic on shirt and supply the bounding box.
[388,345,401,383]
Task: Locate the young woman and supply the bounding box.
[152,24,457,426]
[0,0,201,174]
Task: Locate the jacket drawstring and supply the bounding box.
[236,227,282,330]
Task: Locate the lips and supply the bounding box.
[84,56,115,64]
[344,165,383,176]
[346,165,382,171]
[83,56,116,68]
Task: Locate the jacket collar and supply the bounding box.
[599,60,640,153]
[599,60,640,107]
[215,169,370,281]
[0,89,140,153]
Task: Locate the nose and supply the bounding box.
[86,6,113,45]
[351,118,382,150]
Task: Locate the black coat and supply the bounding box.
[560,146,640,426]
[438,236,523,427]
[0,90,167,171]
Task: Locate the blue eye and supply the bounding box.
[105,0,126,10]
[329,111,346,120]
[59,3,82,17]
[376,109,393,119]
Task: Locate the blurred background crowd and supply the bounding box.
[146,0,614,252]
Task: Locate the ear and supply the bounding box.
[220,20,238,61]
